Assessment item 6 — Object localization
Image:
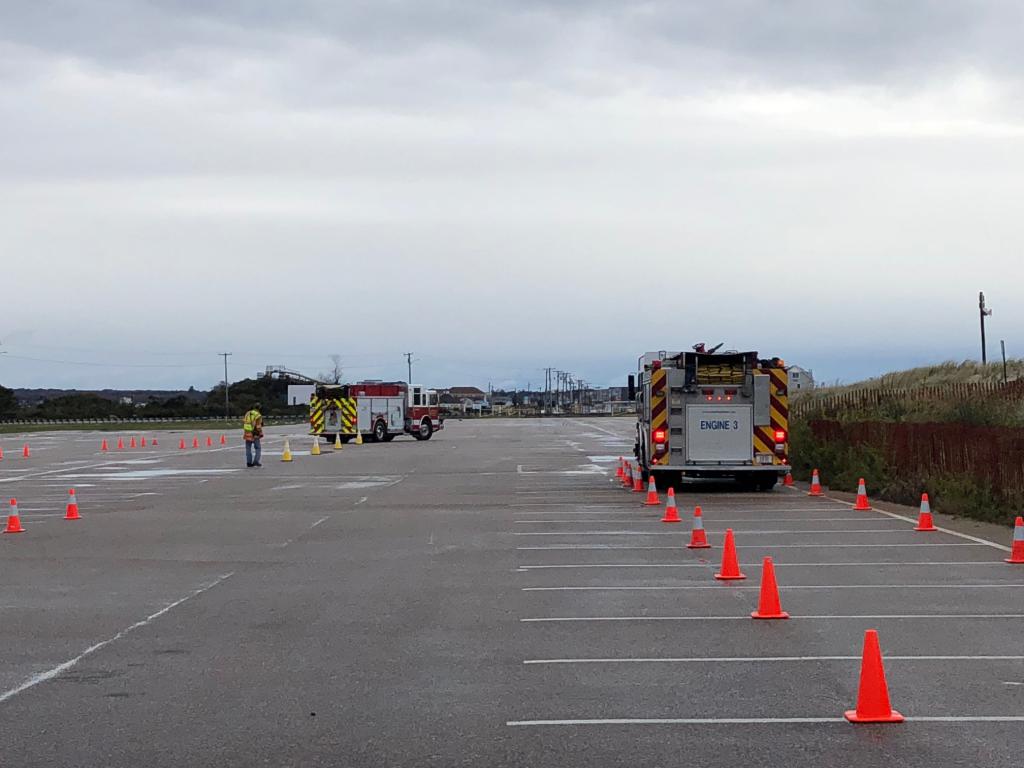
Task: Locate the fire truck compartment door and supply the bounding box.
[686,404,753,462]
[357,400,372,432]
[389,402,403,429]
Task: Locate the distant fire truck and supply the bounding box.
[310,381,444,443]
[631,348,790,490]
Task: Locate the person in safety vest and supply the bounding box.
[243,402,264,468]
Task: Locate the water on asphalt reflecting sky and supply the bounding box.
[2,2,1022,390]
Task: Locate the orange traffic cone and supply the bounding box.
[616,458,624,480]
[854,478,872,511]
[687,506,711,548]
[220,435,227,446]
[661,488,681,523]
[1006,516,1024,564]
[844,630,904,723]
[140,437,147,447]
[101,439,109,452]
[0,447,4,461]
[914,493,937,532]
[179,438,186,450]
[714,529,745,580]
[65,489,80,520]
[22,444,30,458]
[192,437,199,449]
[5,499,24,533]
[622,463,633,488]
[751,557,788,619]
[129,436,137,449]
[117,437,125,450]
[808,469,823,496]
[783,472,794,487]
[632,471,644,493]
[152,437,158,447]
[206,436,213,447]
[643,476,660,506]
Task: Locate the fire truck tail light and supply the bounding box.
[653,429,667,444]
[774,429,787,443]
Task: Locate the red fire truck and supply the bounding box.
[310,381,444,443]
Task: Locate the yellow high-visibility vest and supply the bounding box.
[243,410,261,432]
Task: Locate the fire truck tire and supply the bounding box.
[382,433,396,442]
[413,418,434,441]
[372,420,388,443]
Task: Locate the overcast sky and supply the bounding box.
[2,1,1022,391]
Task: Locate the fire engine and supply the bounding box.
[310,381,444,443]
[631,348,790,490]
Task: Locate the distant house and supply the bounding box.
[439,386,489,414]
[287,384,316,406]
[442,386,487,402]
[788,366,814,393]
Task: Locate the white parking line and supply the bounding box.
[517,543,989,550]
[787,488,1014,553]
[0,573,235,705]
[514,529,914,536]
[508,716,1024,726]
[523,584,1024,591]
[513,518,908,524]
[517,562,1005,569]
[521,613,1024,622]
[510,506,845,511]
[524,655,1024,665]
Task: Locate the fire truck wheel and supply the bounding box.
[373,420,388,442]
[417,418,434,441]
[382,433,396,442]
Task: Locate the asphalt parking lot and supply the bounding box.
[1,418,1021,766]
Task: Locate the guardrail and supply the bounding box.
[0,415,306,426]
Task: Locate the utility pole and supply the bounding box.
[405,352,413,384]
[979,292,993,364]
[219,353,232,419]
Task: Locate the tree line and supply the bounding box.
[0,379,308,421]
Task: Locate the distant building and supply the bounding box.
[787,366,814,393]
[439,386,489,414]
[287,384,316,406]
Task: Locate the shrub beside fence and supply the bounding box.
[791,419,1024,524]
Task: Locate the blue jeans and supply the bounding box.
[246,439,262,466]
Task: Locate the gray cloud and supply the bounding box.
[1,1,1022,389]
[5,2,1024,90]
